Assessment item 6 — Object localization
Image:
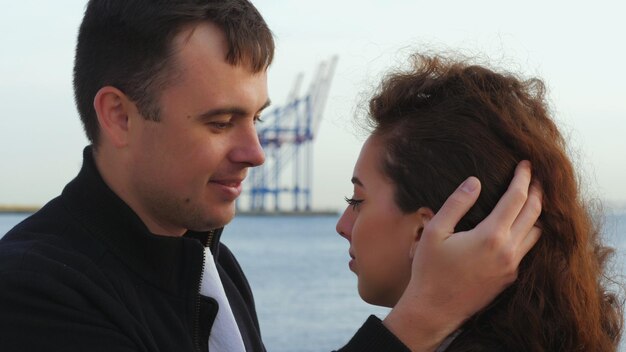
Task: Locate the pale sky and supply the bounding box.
[1,0,625,211]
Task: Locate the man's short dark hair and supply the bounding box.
[73,0,274,146]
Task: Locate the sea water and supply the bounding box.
[1,212,625,351]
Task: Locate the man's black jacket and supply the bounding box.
[0,147,409,351]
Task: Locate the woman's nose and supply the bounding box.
[335,206,353,241]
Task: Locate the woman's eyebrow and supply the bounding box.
[351,176,364,188]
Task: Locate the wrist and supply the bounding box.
[383,292,461,352]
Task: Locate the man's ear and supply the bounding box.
[409,207,435,259]
[93,86,134,148]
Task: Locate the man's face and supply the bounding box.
[126,22,268,235]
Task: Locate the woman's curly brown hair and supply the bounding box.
[367,54,623,351]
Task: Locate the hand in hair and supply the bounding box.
[383,160,542,352]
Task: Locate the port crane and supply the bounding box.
[237,57,338,212]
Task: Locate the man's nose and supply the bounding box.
[232,124,265,167]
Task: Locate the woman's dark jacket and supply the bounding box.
[0,147,408,351]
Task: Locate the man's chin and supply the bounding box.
[191,206,236,232]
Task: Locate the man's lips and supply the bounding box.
[210,179,243,187]
[209,173,245,186]
[209,178,244,199]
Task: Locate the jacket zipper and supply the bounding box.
[193,229,215,352]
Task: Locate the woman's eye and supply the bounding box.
[253,115,264,124]
[344,196,364,211]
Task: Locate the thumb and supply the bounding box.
[426,177,481,238]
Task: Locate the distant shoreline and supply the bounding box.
[0,205,338,217]
[0,205,40,214]
[237,210,339,217]
[2,203,624,216]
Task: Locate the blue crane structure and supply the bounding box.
[238,57,338,212]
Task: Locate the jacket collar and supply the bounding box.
[61,146,223,293]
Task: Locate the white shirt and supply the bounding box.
[200,247,246,352]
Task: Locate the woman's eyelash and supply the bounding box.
[344,196,364,210]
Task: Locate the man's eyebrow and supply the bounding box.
[198,99,271,119]
[351,176,364,188]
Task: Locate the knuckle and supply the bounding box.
[423,220,434,233]
[422,219,444,238]
[499,246,518,273]
[484,230,505,250]
[447,192,468,208]
[528,195,543,217]
[503,270,519,285]
[509,186,528,204]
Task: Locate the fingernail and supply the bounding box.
[460,177,479,193]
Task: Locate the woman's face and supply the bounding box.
[336,135,424,307]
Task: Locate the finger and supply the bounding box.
[510,180,543,246]
[516,226,542,265]
[482,160,532,232]
[427,176,481,237]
